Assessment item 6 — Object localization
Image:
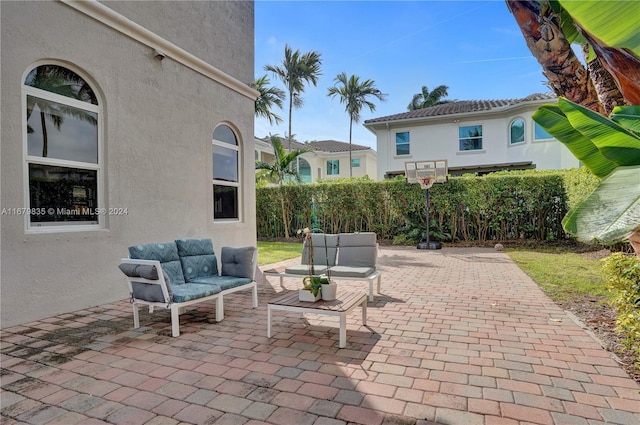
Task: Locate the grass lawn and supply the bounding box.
[505,247,610,303]
[257,241,302,265]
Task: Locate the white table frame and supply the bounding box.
[267,291,367,348]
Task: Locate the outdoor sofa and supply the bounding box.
[263,232,382,301]
[119,238,257,336]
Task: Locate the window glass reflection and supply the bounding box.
[213,185,238,219]
[213,125,237,145]
[27,95,98,163]
[213,145,238,182]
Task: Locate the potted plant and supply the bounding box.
[297,227,322,302]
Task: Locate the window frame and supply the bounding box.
[212,123,241,222]
[534,122,554,142]
[458,124,483,151]
[326,159,340,176]
[395,131,410,156]
[509,118,526,145]
[22,63,104,233]
[351,158,361,168]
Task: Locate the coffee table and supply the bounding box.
[267,291,367,348]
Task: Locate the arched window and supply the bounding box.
[509,118,525,144]
[212,124,240,220]
[297,157,311,183]
[23,64,102,230]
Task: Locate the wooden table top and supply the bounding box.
[268,291,366,312]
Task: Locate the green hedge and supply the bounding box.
[256,168,599,243]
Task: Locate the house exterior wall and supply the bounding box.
[370,105,580,179]
[1,0,256,327]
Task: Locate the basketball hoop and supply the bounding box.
[417,176,436,190]
[404,160,449,250]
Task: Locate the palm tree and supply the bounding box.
[255,135,311,238]
[328,72,386,177]
[254,74,285,125]
[265,44,322,149]
[407,85,451,111]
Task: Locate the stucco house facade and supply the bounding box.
[255,137,377,182]
[1,1,258,327]
[363,93,580,179]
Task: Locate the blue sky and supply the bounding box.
[255,1,550,149]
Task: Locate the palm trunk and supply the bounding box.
[40,110,48,157]
[348,117,353,178]
[581,44,627,115]
[288,92,293,150]
[506,0,604,114]
[280,192,290,239]
[578,28,640,105]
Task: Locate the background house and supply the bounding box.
[363,93,580,179]
[255,137,377,182]
[1,1,257,327]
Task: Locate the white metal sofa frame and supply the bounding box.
[263,232,381,301]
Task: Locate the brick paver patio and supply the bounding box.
[2,246,639,425]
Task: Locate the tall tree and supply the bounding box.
[265,44,322,149]
[254,75,285,125]
[255,135,310,238]
[407,85,450,111]
[327,72,386,177]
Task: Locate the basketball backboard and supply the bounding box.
[405,160,448,188]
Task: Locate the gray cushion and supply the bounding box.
[338,232,377,247]
[221,246,256,279]
[131,282,170,303]
[301,234,338,267]
[337,246,377,267]
[118,263,159,280]
[284,264,329,275]
[329,265,376,278]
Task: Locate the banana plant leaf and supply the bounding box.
[562,166,640,243]
[532,104,618,178]
[559,0,640,57]
[558,98,640,167]
[611,105,640,133]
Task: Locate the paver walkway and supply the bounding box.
[1,246,639,425]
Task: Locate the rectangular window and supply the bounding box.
[327,159,340,175]
[395,132,410,155]
[459,125,483,151]
[534,123,553,140]
[29,164,98,225]
[213,184,238,219]
[351,158,360,168]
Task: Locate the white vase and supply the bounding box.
[299,289,321,302]
[321,282,338,301]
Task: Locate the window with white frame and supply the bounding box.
[510,118,525,144]
[459,125,483,151]
[23,64,101,230]
[534,122,553,141]
[212,124,239,220]
[395,131,410,155]
[351,158,361,168]
[327,159,340,175]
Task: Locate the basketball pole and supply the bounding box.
[417,186,441,250]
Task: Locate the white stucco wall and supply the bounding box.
[1,1,256,327]
[371,105,580,179]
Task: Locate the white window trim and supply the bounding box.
[508,117,526,146]
[212,125,241,222]
[22,63,104,234]
[458,124,483,152]
[326,159,340,176]
[395,131,410,156]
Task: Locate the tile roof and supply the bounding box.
[257,137,372,153]
[364,93,556,124]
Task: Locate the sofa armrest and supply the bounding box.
[120,258,172,303]
[221,246,257,279]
